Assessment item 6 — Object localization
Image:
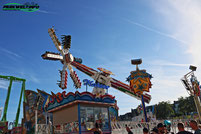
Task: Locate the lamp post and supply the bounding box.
[181,65,201,120]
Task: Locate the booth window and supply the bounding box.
[80,106,109,131]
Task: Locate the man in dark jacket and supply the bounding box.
[190,120,201,134]
[177,122,192,134]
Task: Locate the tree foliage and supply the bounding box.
[178,96,196,115]
[155,101,174,119]
[155,96,197,119]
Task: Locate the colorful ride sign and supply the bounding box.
[83,79,110,89]
[127,70,152,94]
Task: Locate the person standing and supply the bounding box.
[143,127,149,134]
[190,120,201,134]
[125,124,133,134]
[151,127,158,134]
[177,122,192,134]
[157,123,165,134]
[91,122,103,134]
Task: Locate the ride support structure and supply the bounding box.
[181,66,201,121]
[0,75,26,127]
[128,59,152,128]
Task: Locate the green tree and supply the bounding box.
[155,101,174,119]
[178,96,196,115]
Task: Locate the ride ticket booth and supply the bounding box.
[47,91,118,134]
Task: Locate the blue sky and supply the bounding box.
[0,0,201,123]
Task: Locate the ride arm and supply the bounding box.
[71,61,151,103]
[71,61,98,77]
[110,78,151,103]
[48,28,64,56]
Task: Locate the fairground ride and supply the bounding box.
[181,65,201,120]
[0,75,26,127]
[41,27,152,104]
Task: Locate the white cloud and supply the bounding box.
[37,10,49,14]
[18,71,40,84]
[153,43,161,52]
[152,0,201,78]
[0,81,9,90]
[147,59,190,104]
[148,59,190,67]
[29,75,40,83]
[37,10,56,14]
[122,18,188,45]
[0,107,3,119]
[150,76,188,104]
[0,47,21,58]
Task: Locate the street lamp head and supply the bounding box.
[189,65,197,71]
[131,59,142,65]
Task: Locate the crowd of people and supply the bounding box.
[125,120,201,134]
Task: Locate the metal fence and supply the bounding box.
[111,119,194,134]
[36,124,51,134]
[35,119,195,134]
